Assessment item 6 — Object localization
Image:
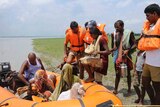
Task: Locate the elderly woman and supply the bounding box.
[29,70,56,99]
[49,63,81,101]
[82,27,112,84]
[17,69,56,100]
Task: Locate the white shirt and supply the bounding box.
[57,90,71,100]
[146,49,160,67]
[136,52,145,71]
[145,24,160,67]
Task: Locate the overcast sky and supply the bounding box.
[0,0,159,37]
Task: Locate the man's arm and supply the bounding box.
[95,37,111,55]
[129,32,136,53]
[111,33,114,49]
[123,32,136,55]
[37,58,45,70]
[64,33,69,58]
[18,60,29,85]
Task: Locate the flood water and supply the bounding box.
[0,38,33,71]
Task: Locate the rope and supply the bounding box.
[126,55,134,64]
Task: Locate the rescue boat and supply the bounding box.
[0,72,122,107]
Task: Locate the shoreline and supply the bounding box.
[0,37,150,105]
[0,36,64,39]
[0,38,33,71]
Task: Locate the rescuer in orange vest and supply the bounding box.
[138,3,160,105]
[64,21,86,79]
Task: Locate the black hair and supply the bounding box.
[84,22,88,28]
[70,21,78,29]
[89,27,102,35]
[114,20,124,27]
[144,3,160,16]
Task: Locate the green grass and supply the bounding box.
[33,36,139,72]
[33,38,64,58]
[33,38,65,70]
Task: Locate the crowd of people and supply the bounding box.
[2,3,159,105]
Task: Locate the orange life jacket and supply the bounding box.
[138,18,160,50]
[97,23,109,43]
[65,26,85,52]
[83,23,108,45]
[83,29,93,45]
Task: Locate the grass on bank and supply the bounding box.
[33,38,64,70]
[33,36,139,72]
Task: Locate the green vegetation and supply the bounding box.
[33,38,65,70]
[33,38,64,58]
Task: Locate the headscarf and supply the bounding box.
[49,63,80,101]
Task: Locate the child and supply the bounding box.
[133,50,146,104]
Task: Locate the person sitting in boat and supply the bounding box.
[57,47,79,76]
[18,69,56,100]
[57,82,85,100]
[30,70,55,100]
[30,69,55,93]
[18,52,45,86]
[49,63,81,101]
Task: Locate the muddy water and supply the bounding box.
[0,38,33,71]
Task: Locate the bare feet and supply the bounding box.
[84,78,95,83]
[134,99,140,103]
[124,90,131,97]
[113,90,118,95]
[95,81,103,85]
[138,100,144,105]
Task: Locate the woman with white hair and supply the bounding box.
[28,70,56,100]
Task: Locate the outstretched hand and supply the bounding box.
[116,57,122,67]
